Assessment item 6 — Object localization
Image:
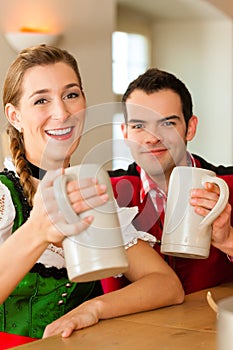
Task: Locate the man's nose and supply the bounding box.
[144,128,162,144]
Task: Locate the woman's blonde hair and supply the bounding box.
[3,44,84,206]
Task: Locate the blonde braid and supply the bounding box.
[7,124,35,206]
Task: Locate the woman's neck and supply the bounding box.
[25,158,70,180]
[26,159,47,180]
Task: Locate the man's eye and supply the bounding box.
[131,124,144,129]
[162,121,176,127]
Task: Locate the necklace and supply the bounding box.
[26,159,47,180]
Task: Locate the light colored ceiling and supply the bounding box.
[117,0,228,20]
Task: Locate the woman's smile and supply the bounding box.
[45,126,74,140]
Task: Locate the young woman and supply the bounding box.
[0,45,184,339]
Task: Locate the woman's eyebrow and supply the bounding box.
[29,83,81,99]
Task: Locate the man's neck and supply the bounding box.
[146,153,193,194]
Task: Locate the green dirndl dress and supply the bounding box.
[0,170,103,338]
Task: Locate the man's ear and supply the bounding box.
[121,123,127,139]
[5,103,22,132]
[186,115,198,142]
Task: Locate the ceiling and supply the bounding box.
[117,0,228,20]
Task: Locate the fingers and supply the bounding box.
[66,178,108,213]
[42,305,99,338]
[43,319,75,338]
[205,182,220,195]
[45,189,94,237]
[53,215,94,237]
[66,178,107,201]
[43,299,101,338]
[40,172,108,214]
[34,169,109,242]
[212,203,232,229]
[211,204,232,246]
[190,182,221,214]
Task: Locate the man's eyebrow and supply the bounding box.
[159,115,181,122]
[127,115,181,124]
[128,118,146,123]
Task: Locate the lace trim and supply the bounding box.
[37,243,66,269]
[47,243,64,259]
[0,169,32,223]
[0,193,5,223]
[124,233,156,250]
[0,183,15,231]
[30,263,68,279]
[114,234,157,279]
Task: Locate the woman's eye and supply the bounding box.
[34,98,47,105]
[65,92,79,99]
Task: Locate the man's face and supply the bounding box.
[122,89,197,185]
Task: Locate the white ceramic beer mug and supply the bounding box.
[217,295,233,350]
[161,166,229,259]
[53,164,128,282]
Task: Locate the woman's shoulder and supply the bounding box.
[0,168,19,187]
[0,171,16,240]
[0,168,31,231]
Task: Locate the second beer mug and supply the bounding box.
[161,166,229,259]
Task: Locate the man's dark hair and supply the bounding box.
[122,68,193,127]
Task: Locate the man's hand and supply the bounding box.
[190,182,233,255]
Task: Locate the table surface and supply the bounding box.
[11,282,233,350]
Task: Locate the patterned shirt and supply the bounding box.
[139,152,196,223]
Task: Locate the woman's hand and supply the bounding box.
[30,169,108,244]
[43,299,102,338]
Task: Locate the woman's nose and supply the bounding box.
[51,100,70,121]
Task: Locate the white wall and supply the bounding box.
[152,19,233,166]
[1,0,233,170]
[0,0,116,168]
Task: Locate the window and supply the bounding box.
[112,31,149,95]
[112,113,133,170]
[112,31,149,169]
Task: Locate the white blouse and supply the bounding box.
[0,167,156,270]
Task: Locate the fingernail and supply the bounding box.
[85,215,94,223]
[190,189,196,196]
[99,184,107,191]
[101,194,108,202]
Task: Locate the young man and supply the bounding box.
[105,68,233,295]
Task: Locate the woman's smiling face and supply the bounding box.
[8,62,86,169]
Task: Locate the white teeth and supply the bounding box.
[46,127,72,136]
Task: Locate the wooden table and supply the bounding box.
[11,283,233,350]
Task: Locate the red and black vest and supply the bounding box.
[102,155,233,295]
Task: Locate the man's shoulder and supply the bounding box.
[108,162,140,178]
[193,154,233,175]
[108,163,141,206]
